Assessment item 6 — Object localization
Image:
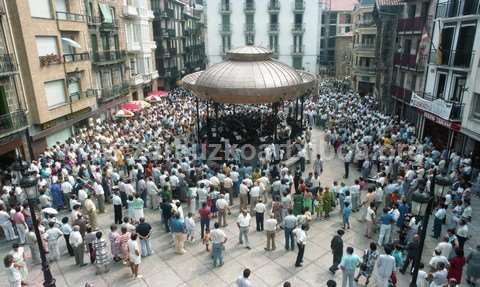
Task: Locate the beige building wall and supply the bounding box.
[335,34,353,80]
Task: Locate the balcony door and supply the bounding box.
[450,75,466,102]
[0,86,9,117]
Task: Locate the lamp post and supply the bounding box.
[19,174,56,287]
[409,170,436,287]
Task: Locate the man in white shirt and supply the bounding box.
[146,177,159,209]
[237,209,251,249]
[375,246,396,287]
[236,268,253,287]
[223,176,234,205]
[429,249,449,270]
[61,179,73,210]
[264,214,277,251]
[69,225,86,266]
[210,223,227,267]
[293,224,308,267]
[239,181,249,210]
[216,194,229,227]
[93,181,105,213]
[254,198,266,231]
[435,237,453,258]
[250,182,261,214]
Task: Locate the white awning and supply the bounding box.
[61,37,81,49]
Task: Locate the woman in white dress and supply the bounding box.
[4,254,21,287]
[127,233,142,279]
[9,244,27,284]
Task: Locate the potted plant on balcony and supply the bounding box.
[40,54,62,67]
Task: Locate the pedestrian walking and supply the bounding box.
[342,202,351,229]
[293,224,308,267]
[185,212,196,242]
[378,208,394,246]
[236,268,253,287]
[375,245,396,287]
[339,246,361,287]
[198,202,211,240]
[330,229,345,273]
[355,242,379,285]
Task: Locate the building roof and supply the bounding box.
[330,0,358,11]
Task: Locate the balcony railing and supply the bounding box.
[92,50,126,64]
[416,92,464,121]
[0,54,16,76]
[392,85,413,102]
[429,49,475,69]
[219,24,231,34]
[100,19,119,30]
[0,111,28,136]
[56,11,86,22]
[219,4,231,14]
[291,45,305,55]
[123,5,138,17]
[245,23,255,34]
[244,2,255,13]
[354,65,376,73]
[268,1,280,13]
[69,89,98,101]
[87,15,101,26]
[98,82,130,103]
[356,19,375,27]
[269,23,279,33]
[397,17,425,32]
[293,0,305,12]
[39,54,62,67]
[354,43,375,49]
[63,52,90,63]
[436,0,479,18]
[292,23,305,33]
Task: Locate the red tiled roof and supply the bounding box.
[330,0,358,11]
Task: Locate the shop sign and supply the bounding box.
[420,110,461,131]
[410,92,453,120]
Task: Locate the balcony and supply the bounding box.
[245,23,255,34]
[63,52,90,63]
[354,65,376,74]
[69,89,98,102]
[39,54,62,67]
[268,1,280,13]
[244,2,255,14]
[87,15,101,26]
[100,19,119,31]
[291,45,305,56]
[92,50,126,65]
[168,48,177,55]
[162,50,171,58]
[391,85,413,103]
[127,41,141,52]
[219,4,231,14]
[436,0,479,18]
[130,74,143,86]
[151,70,159,79]
[137,8,154,19]
[429,49,475,69]
[269,23,279,34]
[143,73,152,83]
[397,17,425,33]
[142,41,157,50]
[0,111,28,137]
[123,5,138,17]
[292,23,305,34]
[56,11,85,22]
[0,54,17,77]
[356,19,375,27]
[98,82,130,104]
[415,92,464,121]
[354,43,376,50]
[293,1,305,13]
[219,23,231,34]
[394,53,426,70]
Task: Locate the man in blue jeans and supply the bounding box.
[135,217,153,257]
[198,202,211,240]
[283,209,297,251]
[210,223,227,267]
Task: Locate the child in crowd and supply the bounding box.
[203,227,210,252]
[342,202,352,229]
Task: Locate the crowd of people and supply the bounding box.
[0,81,479,287]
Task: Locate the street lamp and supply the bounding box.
[20,174,56,287]
[409,170,436,287]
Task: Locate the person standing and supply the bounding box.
[170,213,187,254]
[378,208,394,246]
[45,221,63,262]
[339,246,361,287]
[250,182,260,215]
[283,209,297,251]
[330,229,345,273]
[136,217,153,257]
[355,242,379,285]
[84,195,98,230]
[255,198,266,232]
[344,149,353,178]
[60,217,74,256]
[112,192,123,225]
[264,214,277,251]
[185,212,196,242]
[4,254,21,287]
[9,244,28,285]
[0,205,16,241]
[93,181,105,214]
[342,202,352,229]
[25,229,40,265]
[127,233,142,279]
[432,204,447,239]
[314,154,323,176]
[161,199,173,233]
[216,194,229,227]
[12,207,27,244]
[239,181,249,211]
[69,225,86,266]
[210,222,227,268]
[293,224,308,267]
[375,245,396,287]
[236,268,253,287]
[466,245,480,285]
[448,248,466,284]
[198,202,211,240]
[365,202,376,238]
[456,219,469,253]
[237,209,251,250]
[94,231,110,275]
[401,234,420,274]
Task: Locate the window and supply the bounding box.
[101,33,110,50]
[67,73,81,101]
[472,93,480,120]
[440,26,455,65]
[345,26,351,33]
[130,58,137,76]
[407,5,416,18]
[435,73,447,99]
[270,14,278,24]
[293,57,302,69]
[329,13,337,24]
[36,36,58,57]
[45,79,66,108]
[450,75,466,102]
[454,25,475,67]
[29,0,52,18]
[295,14,303,25]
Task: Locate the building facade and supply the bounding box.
[9,0,99,155]
[390,0,431,123]
[123,0,159,100]
[335,32,353,80]
[416,0,480,164]
[206,0,323,74]
[0,0,29,162]
[319,3,354,76]
[152,0,206,90]
[351,0,377,95]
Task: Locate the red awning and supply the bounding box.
[121,102,142,112]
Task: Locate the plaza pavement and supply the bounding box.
[0,127,479,287]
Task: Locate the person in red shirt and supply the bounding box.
[198,202,211,240]
[13,206,27,244]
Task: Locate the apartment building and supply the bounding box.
[351,0,376,95]
[319,0,355,76]
[390,0,431,123]
[9,0,98,155]
[123,0,159,100]
[206,0,323,73]
[417,0,480,163]
[152,0,205,89]
[0,1,29,162]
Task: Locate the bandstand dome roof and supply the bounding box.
[181,46,317,104]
